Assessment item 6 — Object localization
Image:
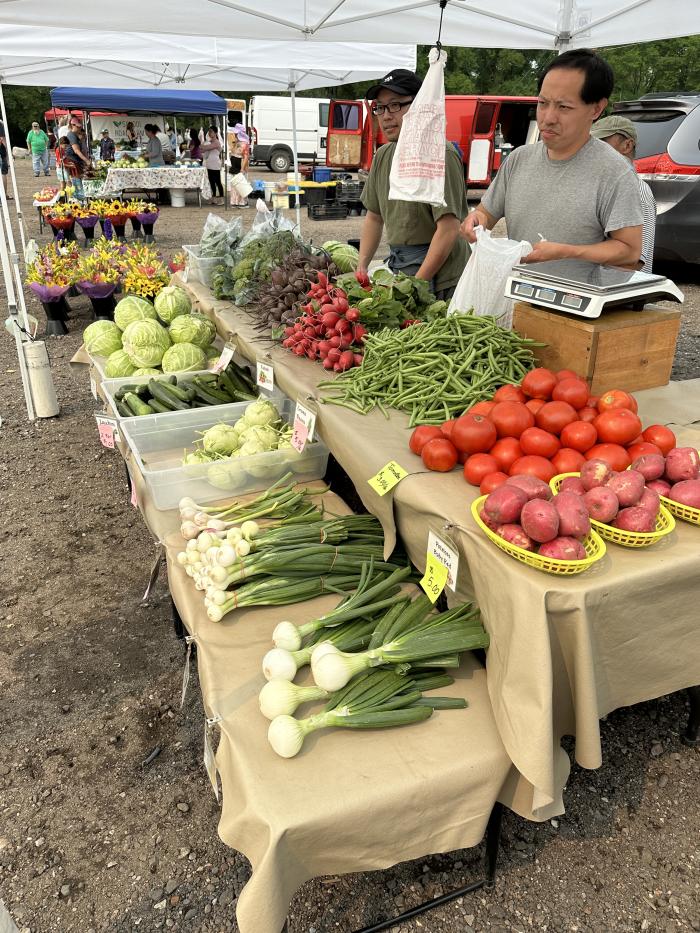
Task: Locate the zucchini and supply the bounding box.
[115,399,132,417]
[193,378,231,403]
[157,379,196,403]
[114,382,150,401]
[124,392,155,416]
[148,379,190,411]
[192,382,230,406]
[148,398,172,414]
[217,369,243,400]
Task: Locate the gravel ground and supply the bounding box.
[0,158,698,933]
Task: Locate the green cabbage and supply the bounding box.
[122,319,172,368]
[168,313,213,349]
[190,313,216,348]
[83,320,123,357]
[114,295,157,331]
[321,240,360,273]
[104,349,137,378]
[161,342,206,373]
[154,285,192,324]
[133,368,161,377]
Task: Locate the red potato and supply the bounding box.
[614,506,656,533]
[538,537,587,560]
[496,523,535,551]
[520,498,560,543]
[638,486,660,517]
[606,469,645,507]
[631,453,666,482]
[559,476,586,496]
[646,479,671,496]
[483,485,529,524]
[583,486,620,523]
[553,491,591,538]
[479,507,501,531]
[505,474,553,501]
[664,447,700,483]
[580,458,612,491]
[668,479,700,509]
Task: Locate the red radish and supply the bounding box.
[337,350,355,371]
[353,353,364,366]
[345,308,359,322]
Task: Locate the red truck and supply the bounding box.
[326,94,538,186]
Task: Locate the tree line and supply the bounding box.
[3,37,698,143]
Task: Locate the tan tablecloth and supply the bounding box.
[172,277,700,817]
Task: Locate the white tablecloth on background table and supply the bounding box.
[98,166,212,199]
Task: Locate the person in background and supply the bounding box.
[200,125,224,205]
[187,127,202,161]
[358,69,469,300]
[590,114,655,272]
[0,117,12,200]
[99,128,116,162]
[64,115,90,199]
[57,115,71,140]
[229,123,250,208]
[126,121,138,146]
[76,127,90,160]
[144,125,164,167]
[154,124,175,163]
[461,49,643,269]
[26,121,50,177]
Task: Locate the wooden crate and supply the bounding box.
[512,302,681,394]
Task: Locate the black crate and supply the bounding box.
[336,181,365,202]
[304,186,327,207]
[307,203,349,221]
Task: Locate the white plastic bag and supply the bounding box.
[389,47,447,207]
[448,227,532,328]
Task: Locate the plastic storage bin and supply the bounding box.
[120,397,329,510]
[313,167,332,182]
[183,244,223,288]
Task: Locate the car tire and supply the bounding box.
[269,150,292,173]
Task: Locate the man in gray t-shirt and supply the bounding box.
[462,49,643,270]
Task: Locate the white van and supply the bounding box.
[249,95,329,172]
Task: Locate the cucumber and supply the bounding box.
[148,379,190,411]
[124,392,155,416]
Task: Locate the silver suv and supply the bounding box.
[614,93,700,264]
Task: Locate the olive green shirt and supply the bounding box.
[361,142,469,292]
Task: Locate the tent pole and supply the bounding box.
[290,81,302,235]
[0,183,35,421]
[222,112,228,211]
[0,81,28,254]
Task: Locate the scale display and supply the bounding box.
[505,259,682,320]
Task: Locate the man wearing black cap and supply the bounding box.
[359,69,469,299]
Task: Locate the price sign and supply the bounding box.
[95,415,119,449]
[256,360,274,391]
[291,400,316,453]
[427,530,459,593]
[420,552,449,603]
[367,461,408,496]
[212,343,235,373]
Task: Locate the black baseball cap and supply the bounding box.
[365,69,422,101]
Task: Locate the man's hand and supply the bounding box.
[521,240,572,263]
[459,210,483,244]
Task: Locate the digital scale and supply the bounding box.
[505,259,684,320]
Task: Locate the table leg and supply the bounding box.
[171,596,185,641]
[682,686,700,746]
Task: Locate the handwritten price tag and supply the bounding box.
[291,400,316,453]
[213,344,235,373]
[420,552,449,603]
[256,361,274,391]
[95,415,119,449]
[427,530,459,593]
[367,461,408,496]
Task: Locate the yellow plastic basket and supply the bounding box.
[550,473,676,547]
[659,494,700,526]
[471,495,606,576]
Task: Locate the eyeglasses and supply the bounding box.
[371,100,413,116]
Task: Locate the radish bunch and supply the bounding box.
[281,271,367,371]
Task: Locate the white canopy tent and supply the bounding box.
[0,0,698,49]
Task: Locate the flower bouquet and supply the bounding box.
[124,199,146,239]
[135,201,159,242]
[72,202,100,245]
[43,201,75,238]
[76,252,121,319]
[101,199,131,239]
[168,250,186,274]
[122,243,169,300]
[26,242,81,335]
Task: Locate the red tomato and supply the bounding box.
[409,425,443,455]
[440,419,456,439]
[627,441,663,461]
[509,455,557,483]
[552,377,590,409]
[535,401,578,435]
[551,447,586,474]
[493,384,527,404]
[585,443,631,472]
[586,396,599,408]
[489,437,523,473]
[525,398,546,416]
[468,400,496,417]
[628,435,644,447]
[642,424,677,456]
[521,367,557,400]
[560,420,597,453]
[421,437,458,472]
[597,389,638,414]
[458,450,469,465]
[451,413,498,455]
[519,427,561,459]
[464,453,499,486]
[556,368,580,381]
[593,409,642,446]
[577,406,598,424]
[490,401,535,439]
[480,471,509,495]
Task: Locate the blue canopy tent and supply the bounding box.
[50,87,226,114]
